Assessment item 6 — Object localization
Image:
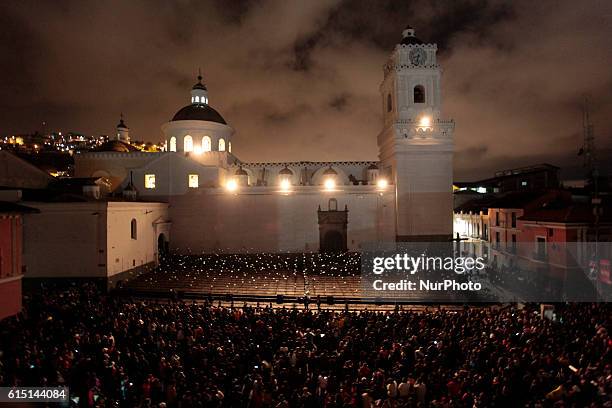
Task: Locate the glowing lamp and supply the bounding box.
[226,179,238,192]
[418,116,431,127]
[279,178,291,192]
[324,178,336,191]
[377,178,388,189]
[194,146,202,155]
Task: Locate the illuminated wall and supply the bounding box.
[169,186,395,253]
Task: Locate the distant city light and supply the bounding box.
[324,178,336,191]
[226,179,238,192]
[377,178,388,189]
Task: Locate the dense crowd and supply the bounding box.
[1,284,610,407]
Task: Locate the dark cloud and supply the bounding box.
[0,0,611,179]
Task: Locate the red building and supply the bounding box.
[0,201,38,320]
[456,182,611,299]
[517,196,612,292]
[487,190,563,269]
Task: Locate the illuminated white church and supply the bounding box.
[75,27,454,253]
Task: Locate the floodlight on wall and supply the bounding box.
[279,178,291,192]
[377,178,388,189]
[324,178,336,191]
[418,115,432,128]
[226,179,238,192]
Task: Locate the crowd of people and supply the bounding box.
[129,253,360,291]
[161,253,362,276]
[1,283,610,407]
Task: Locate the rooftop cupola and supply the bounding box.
[400,25,424,45]
[116,113,130,143]
[191,70,209,105]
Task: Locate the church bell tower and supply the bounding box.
[377,26,454,241]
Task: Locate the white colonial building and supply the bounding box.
[75,27,454,253]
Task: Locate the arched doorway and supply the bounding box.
[322,230,344,252]
[318,199,348,253]
[158,233,169,260]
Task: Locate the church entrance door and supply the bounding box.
[322,230,345,252]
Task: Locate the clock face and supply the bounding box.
[409,48,426,66]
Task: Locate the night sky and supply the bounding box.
[1,0,611,180]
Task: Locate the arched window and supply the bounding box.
[184,135,193,152]
[202,136,211,152]
[169,137,177,152]
[218,138,226,152]
[414,85,425,103]
[130,219,137,240]
[387,93,392,112]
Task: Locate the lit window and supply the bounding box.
[130,219,137,240]
[169,137,177,152]
[145,174,156,189]
[228,141,232,153]
[202,136,211,152]
[219,138,226,151]
[184,135,193,152]
[188,174,198,188]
